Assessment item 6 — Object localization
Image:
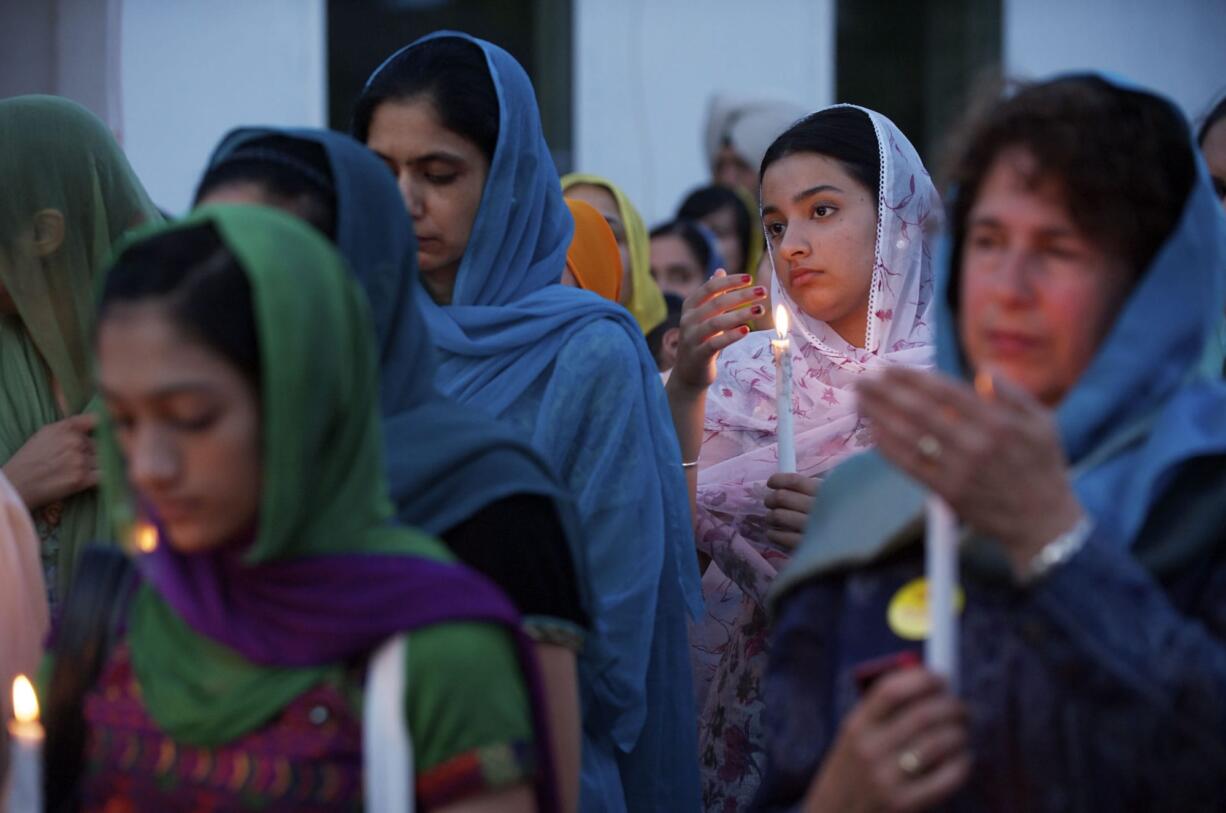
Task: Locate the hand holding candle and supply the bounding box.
[5,674,43,813]
[772,304,796,474]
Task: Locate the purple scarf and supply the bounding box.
[137,531,559,812]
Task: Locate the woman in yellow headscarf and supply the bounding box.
[562,174,666,333]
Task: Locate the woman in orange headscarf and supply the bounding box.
[561,199,622,303]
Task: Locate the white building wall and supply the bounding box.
[119,0,327,214]
[572,0,834,224]
[1003,0,1226,123]
[40,1,1226,219]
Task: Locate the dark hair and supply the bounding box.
[650,218,711,273]
[760,107,880,204]
[44,546,135,813]
[945,76,1195,279]
[352,37,499,162]
[99,223,261,390]
[678,185,751,268]
[646,293,684,366]
[1198,94,1226,146]
[193,135,337,240]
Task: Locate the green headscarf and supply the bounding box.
[0,95,161,599]
[562,173,667,334]
[101,204,435,744]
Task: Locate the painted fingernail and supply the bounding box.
[753,287,766,296]
[741,275,753,283]
[752,305,764,315]
[741,325,751,335]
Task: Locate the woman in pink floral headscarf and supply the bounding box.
[666,104,940,810]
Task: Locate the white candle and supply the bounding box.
[772,304,796,473]
[5,674,43,813]
[924,496,959,689]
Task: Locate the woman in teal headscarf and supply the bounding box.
[0,96,161,604]
[355,32,703,812]
[55,204,554,811]
[757,76,1226,811]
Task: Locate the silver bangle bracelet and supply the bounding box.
[1022,515,1094,584]
[681,460,699,469]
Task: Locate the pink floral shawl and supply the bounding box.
[695,105,941,610]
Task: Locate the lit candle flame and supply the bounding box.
[135,522,158,554]
[12,675,38,724]
[775,305,789,338]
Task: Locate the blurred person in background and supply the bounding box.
[564,173,669,335]
[650,218,718,300]
[0,96,161,607]
[704,93,805,199]
[562,198,624,303]
[1199,93,1226,210]
[678,184,754,279]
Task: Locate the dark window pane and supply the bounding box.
[836,0,1001,166]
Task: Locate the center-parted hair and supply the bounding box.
[193,136,338,240]
[759,106,881,205]
[352,37,500,162]
[99,223,261,390]
[650,219,712,275]
[677,185,751,266]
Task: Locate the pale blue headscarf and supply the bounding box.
[364,32,704,811]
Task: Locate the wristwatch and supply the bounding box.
[1022,515,1094,584]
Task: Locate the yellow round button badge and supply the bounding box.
[887,578,965,641]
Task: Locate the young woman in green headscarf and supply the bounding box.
[0,96,161,604]
[48,204,554,811]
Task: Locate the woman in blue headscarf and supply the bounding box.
[756,76,1226,812]
[192,127,591,809]
[354,32,703,813]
